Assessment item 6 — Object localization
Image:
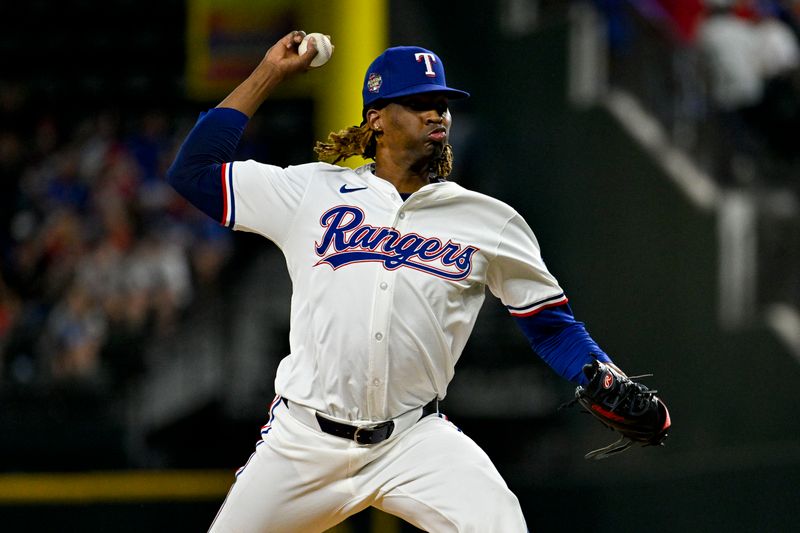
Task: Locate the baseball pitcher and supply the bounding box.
[167,31,670,533]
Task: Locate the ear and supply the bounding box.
[366,108,383,133]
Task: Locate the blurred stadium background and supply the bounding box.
[1,0,800,531]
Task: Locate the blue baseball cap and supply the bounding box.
[362,46,470,110]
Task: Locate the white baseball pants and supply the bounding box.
[208,397,528,532]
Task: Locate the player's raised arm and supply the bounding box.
[166,31,329,223]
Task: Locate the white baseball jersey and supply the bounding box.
[223,160,566,422]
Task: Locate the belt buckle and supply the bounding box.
[353,421,393,445]
[352,425,370,444]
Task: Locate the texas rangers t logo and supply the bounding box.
[415,53,437,77]
[315,206,478,280]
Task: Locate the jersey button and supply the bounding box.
[379,282,388,290]
[398,212,406,219]
[374,332,383,341]
[372,378,381,386]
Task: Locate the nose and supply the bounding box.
[426,111,445,124]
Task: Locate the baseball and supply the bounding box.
[299,32,333,68]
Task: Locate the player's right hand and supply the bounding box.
[263,30,321,81]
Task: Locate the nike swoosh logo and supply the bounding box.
[339,184,368,194]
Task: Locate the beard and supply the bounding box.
[427,143,452,179]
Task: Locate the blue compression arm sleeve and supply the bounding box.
[514,303,611,385]
[166,107,249,222]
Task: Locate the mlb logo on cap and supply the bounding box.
[362,46,470,109]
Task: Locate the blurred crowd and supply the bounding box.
[696,0,800,184]
[596,0,800,187]
[0,84,234,391]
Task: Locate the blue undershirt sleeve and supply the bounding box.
[166,107,249,223]
[513,303,612,385]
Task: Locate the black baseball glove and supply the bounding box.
[569,359,671,460]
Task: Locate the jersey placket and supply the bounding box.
[366,191,408,419]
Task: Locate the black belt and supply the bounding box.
[284,398,438,445]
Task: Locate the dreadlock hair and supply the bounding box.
[314,122,454,179]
